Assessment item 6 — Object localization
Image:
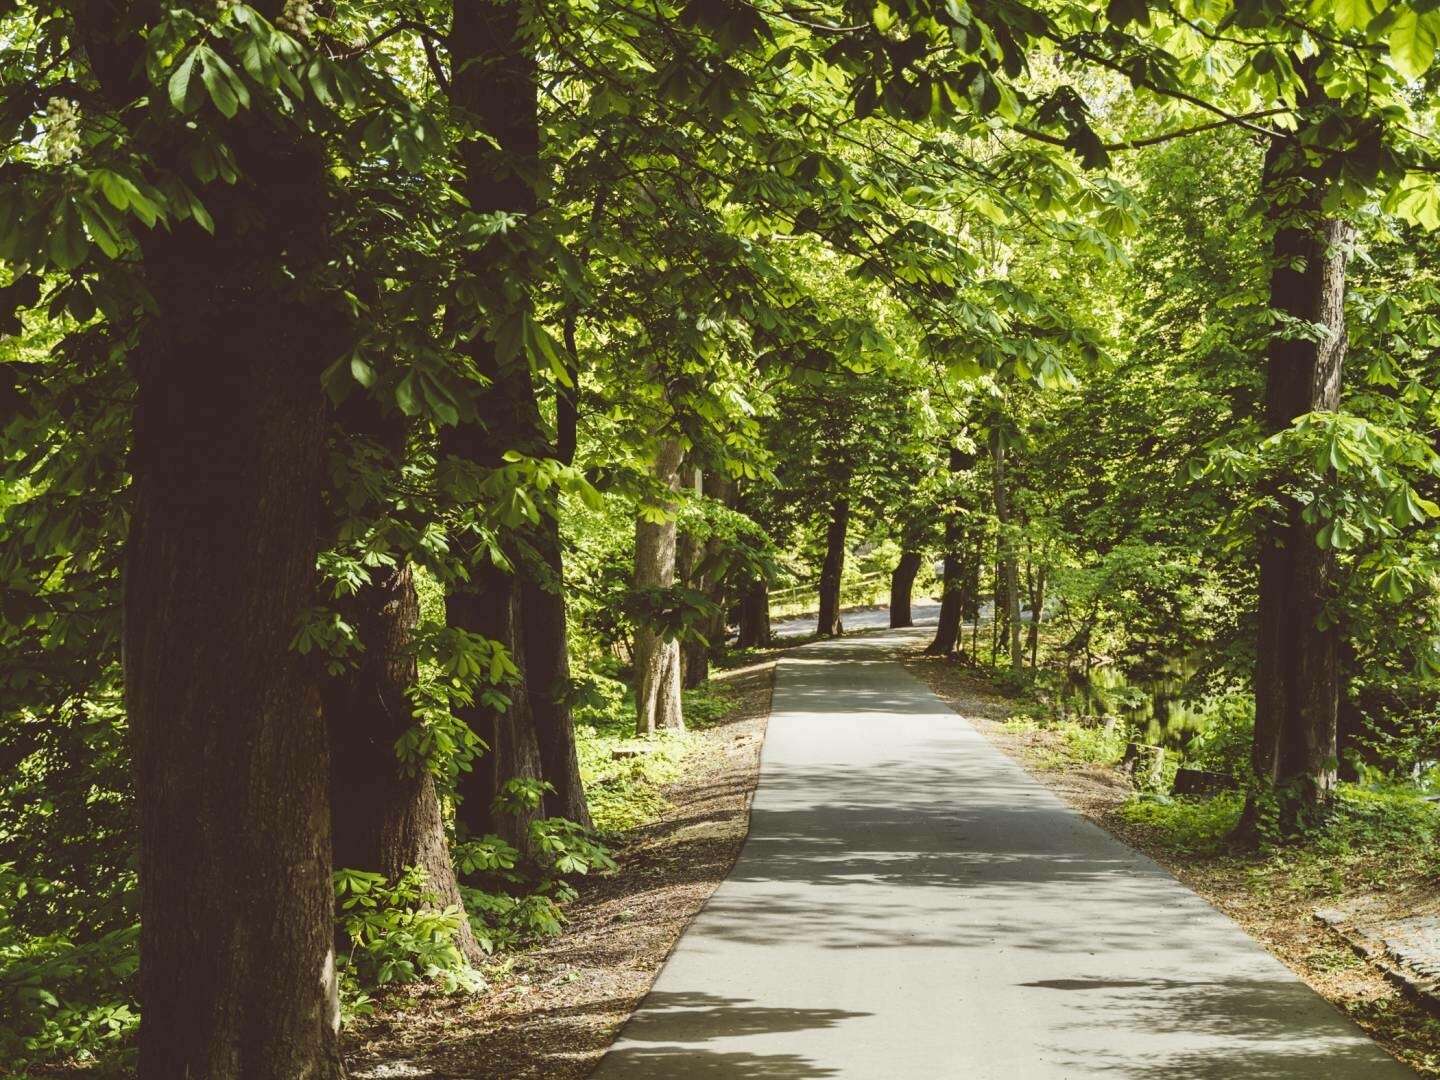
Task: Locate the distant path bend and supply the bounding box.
[593,628,1414,1079]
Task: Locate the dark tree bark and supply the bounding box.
[737,580,772,648]
[680,470,732,688]
[1241,129,1355,838]
[967,534,984,659]
[126,345,343,1080]
[889,549,923,628]
[446,0,587,833]
[928,443,971,655]
[325,563,482,962]
[1026,562,1048,670]
[928,553,965,655]
[521,522,590,825]
[635,438,686,734]
[992,427,1022,671]
[104,26,349,1068]
[447,558,545,851]
[816,498,850,638]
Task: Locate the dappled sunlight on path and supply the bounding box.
[593,628,1414,1078]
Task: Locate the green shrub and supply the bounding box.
[1117,792,1244,854]
[681,683,734,728]
[334,866,484,1016]
[451,781,617,954]
[571,671,736,831]
[1183,694,1254,779]
[0,863,138,1075]
[1061,719,1128,766]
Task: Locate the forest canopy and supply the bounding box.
[5,0,1440,1073]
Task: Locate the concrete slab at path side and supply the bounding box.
[593,628,1415,1079]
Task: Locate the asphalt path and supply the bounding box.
[770,598,945,640]
[593,627,1414,1079]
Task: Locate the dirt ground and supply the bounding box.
[343,661,776,1079]
[904,649,1440,1079]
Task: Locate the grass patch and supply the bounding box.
[573,673,736,833]
[1003,711,1127,771]
[1115,784,1440,894]
[1117,792,1244,855]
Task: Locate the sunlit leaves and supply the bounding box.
[1385,173,1440,230]
[1386,7,1440,79]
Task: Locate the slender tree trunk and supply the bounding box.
[991,556,1001,664]
[447,0,586,834]
[991,428,1022,671]
[1026,563,1047,670]
[326,564,482,961]
[737,579,772,648]
[1242,130,1354,838]
[635,438,686,734]
[447,561,545,852]
[969,573,981,659]
[816,498,850,637]
[682,470,733,687]
[677,465,711,689]
[889,549,923,628]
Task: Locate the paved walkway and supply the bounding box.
[770,598,945,640]
[594,628,1414,1078]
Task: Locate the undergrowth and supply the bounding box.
[574,672,734,832]
[1003,679,1440,899]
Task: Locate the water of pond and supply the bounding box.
[1055,661,1212,752]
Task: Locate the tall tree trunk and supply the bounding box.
[111,57,348,1074]
[1026,562,1047,670]
[124,255,345,1078]
[816,498,850,637]
[447,561,545,853]
[326,564,482,961]
[447,0,586,834]
[927,552,964,655]
[928,443,970,655]
[681,469,733,687]
[635,437,686,735]
[127,352,343,1080]
[737,579,772,648]
[521,523,590,825]
[1243,130,1354,837]
[889,549,923,628]
[992,427,1022,672]
[968,556,982,659]
[676,465,710,689]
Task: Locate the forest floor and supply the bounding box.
[343,659,776,1079]
[905,649,1440,1079]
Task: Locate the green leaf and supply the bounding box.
[48,204,90,270]
[1328,0,1376,33]
[169,47,205,113]
[200,51,250,118]
[395,372,418,415]
[1389,8,1439,79]
[350,355,375,388]
[1387,172,1440,230]
[76,198,123,259]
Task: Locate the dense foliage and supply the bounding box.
[5,0,1440,1072]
